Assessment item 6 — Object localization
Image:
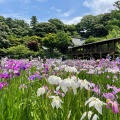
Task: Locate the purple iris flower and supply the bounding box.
[103,93,115,100]
[92,86,100,95]
[0,83,3,89]
[107,100,119,114]
[112,88,120,95]
[28,74,42,80]
[0,82,8,89]
[1,82,8,86]
[44,64,49,72]
[28,75,36,80]
[2,72,10,79]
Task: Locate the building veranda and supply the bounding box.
[68,37,120,60]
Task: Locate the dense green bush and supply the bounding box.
[0,48,7,57]
[85,36,98,44]
[46,49,62,58]
[6,45,37,59]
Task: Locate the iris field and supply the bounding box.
[0,57,120,120]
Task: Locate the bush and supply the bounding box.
[0,48,7,57]
[85,36,98,44]
[46,49,62,58]
[6,45,37,59]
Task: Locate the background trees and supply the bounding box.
[48,18,64,31]
[33,22,57,37]
[30,16,38,28]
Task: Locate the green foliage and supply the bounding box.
[48,18,64,30]
[42,33,58,50]
[0,22,11,48]
[46,49,62,58]
[56,31,72,53]
[76,14,109,38]
[106,29,120,39]
[5,17,30,38]
[85,36,98,44]
[30,16,38,28]
[42,31,71,54]
[64,24,79,38]
[0,48,7,57]
[106,10,120,31]
[6,45,36,59]
[113,0,120,10]
[33,22,57,37]
[7,35,21,47]
[0,16,5,22]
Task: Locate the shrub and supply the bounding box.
[6,45,36,59]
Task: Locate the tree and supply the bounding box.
[33,22,57,37]
[8,19,30,37]
[106,29,120,39]
[105,10,120,31]
[0,22,11,48]
[7,45,36,58]
[48,18,64,30]
[42,33,57,51]
[30,16,38,28]
[64,24,79,37]
[96,13,111,26]
[85,36,98,44]
[42,31,72,53]
[93,24,108,37]
[76,15,95,38]
[0,16,5,23]
[5,17,13,29]
[113,0,120,10]
[56,31,72,53]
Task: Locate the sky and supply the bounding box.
[0,0,118,25]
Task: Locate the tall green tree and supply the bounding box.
[0,22,11,48]
[30,16,38,28]
[0,16,5,22]
[113,0,120,10]
[56,31,72,53]
[5,17,14,29]
[76,15,95,38]
[42,33,57,51]
[64,24,79,37]
[33,22,57,37]
[48,18,64,30]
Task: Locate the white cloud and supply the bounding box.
[50,7,62,13]
[56,9,62,13]
[1,12,31,23]
[83,0,117,15]
[62,16,82,25]
[63,10,74,17]
[0,12,45,24]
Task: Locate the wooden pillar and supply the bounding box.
[83,54,84,59]
[90,53,92,60]
[99,44,101,53]
[108,42,109,51]
[113,52,115,60]
[75,54,78,59]
[100,53,102,59]
[113,41,115,60]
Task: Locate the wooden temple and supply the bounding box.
[68,37,120,60]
